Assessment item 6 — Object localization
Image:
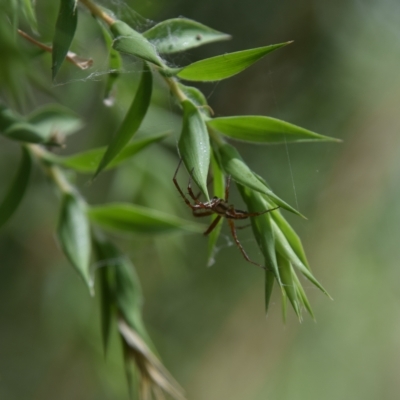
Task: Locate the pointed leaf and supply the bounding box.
[22,0,38,34]
[277,253,301,320]
[207,151,224,266]
[0,146,32,228]
[27,104,83,138]
[265,269,275,314]
[178,83,211,117]
[95,63,153,177]
[0,104,21,132]
[214,142,302,216]
[178,100,210,200]
[2,122,50,144]
[110,20,163,66]
[270,207,311,270]
[114,256,151,343]
[207,116,340,143]
[52,0,78,80]
[57,193,92,293]
[88,203,204,234]
[237,184,280,282]
[177,42,290,82]
[291,269,315,320]
[51,133,168,173]
[272,219,331,298]
[93,233,116,353]
[100,23,122,106]
[143,18,231,54]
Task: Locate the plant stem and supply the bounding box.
[18,29,93,70]
[28,144,74,194]
[79,0,115,26]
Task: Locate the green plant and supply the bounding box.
[1,0,339,398]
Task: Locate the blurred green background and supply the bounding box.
[1,0,400,399]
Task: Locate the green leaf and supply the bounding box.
[0,104,22,132]
[143,18,231,54]
[178,83,212,117]
[270,207,311,270]
[291,270,315,320]
[265,270,275,314]
[178,100,210,200]
[272,218,331,298]
[113,255,151,344]
[27,104,83,138]
[207,151,224,266]
[110,20,163,67]
[88,203,204,234]
[0,146,32,228]
[52,0,78,80]
[2,122,49,144]
[95,62,153,177]
[51,133,168,173]
[100,23,122,105]
[237,184,280,283]
[177,42,290,82]
[214,142,302,217]
[207,116,340,143]
[57,193,92,293]
[22,0,38,34]
[277,253,301,320]
[93,233,116,353]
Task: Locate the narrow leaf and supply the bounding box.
[22,0,38,34]
[214,142,302,217]
[57,193,92,293]
[93,232,116,353]
[207,116,340,143]
[178,100,210,200]
[95,62,153,177]
[88,203,204,234]
[2,122,50,144]
[52,0,78,80]
[177,42,290,82]
[265,269,275,314]
[0,146,32,228]
[237,184,281,283]
[52,133,168,173]
[178,83,211,117]
[143,18,231,54]
[114,256,150,343]
[110,20,163,66]
[291,269,315,320]
[277,253,301,320]
[207,151,224,266]
[0,104,21,132]
[272,219,331,298]
[27,104,83,138]
[100,23,122,105]
[270,207,311,270]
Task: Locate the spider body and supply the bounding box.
[173,160,279,268]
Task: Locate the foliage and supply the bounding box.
[0,0,339,398]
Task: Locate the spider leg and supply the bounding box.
[242,206,280,218]
[187,168,202,204]
[225,175,231,202]
[203,215,222,236]
[228,219,264,269]
[236,223,251,230]
[192,209,214,218]
[173,159,197,210]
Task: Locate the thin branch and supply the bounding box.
[18,29,93,70]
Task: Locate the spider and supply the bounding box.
[173,159,279,268]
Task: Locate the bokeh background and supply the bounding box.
[1,0,400,399]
